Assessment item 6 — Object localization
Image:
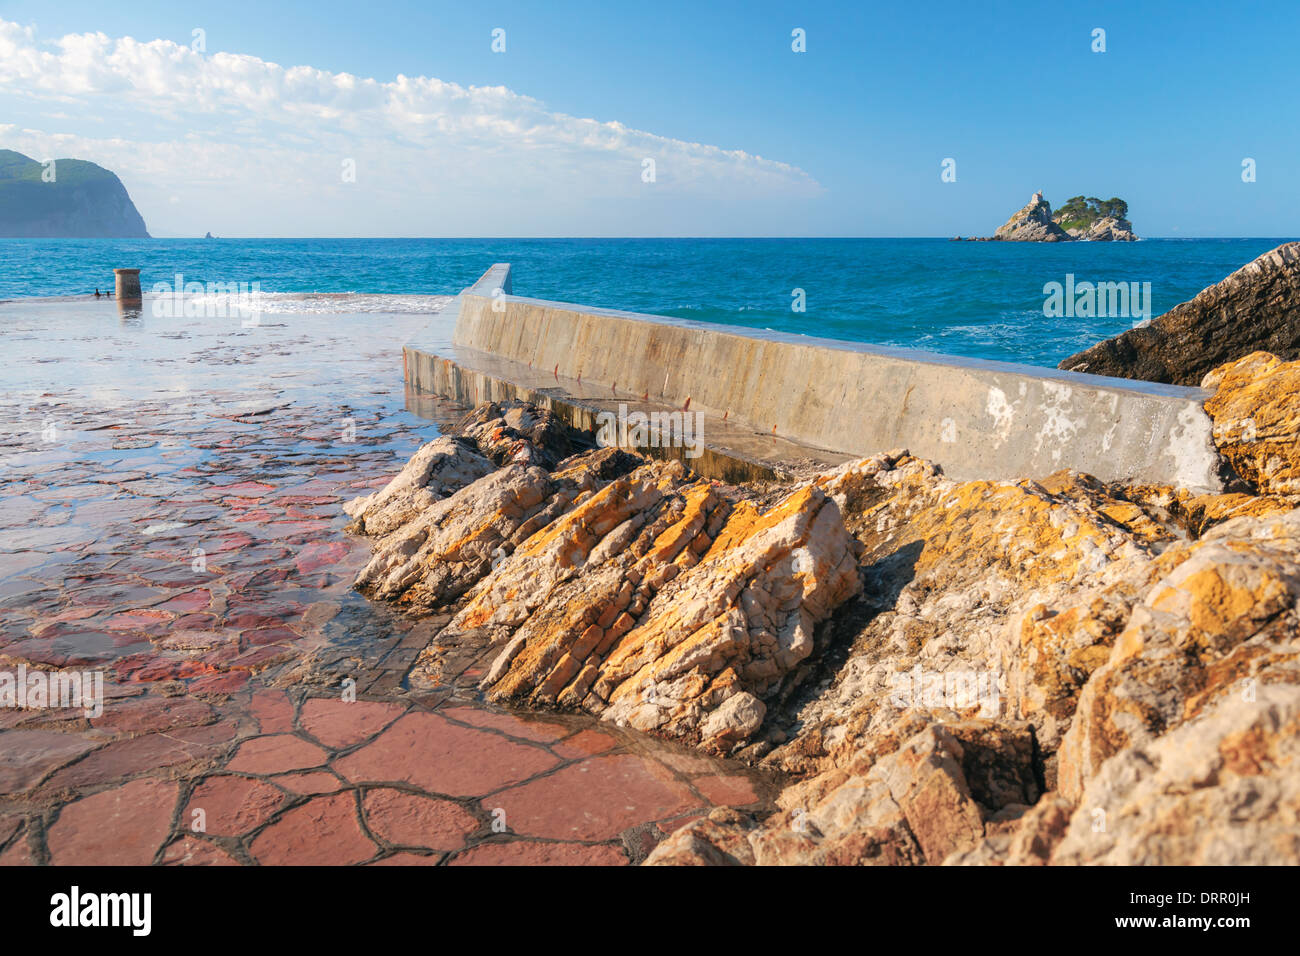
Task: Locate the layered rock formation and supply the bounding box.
[348,352,1300,865]
[1059,242,1300,385]
[349,405,861,751]
[1072,216,1136,242]
[992,191,1070,242]
[0,149,150,238]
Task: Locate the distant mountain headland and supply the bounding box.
[957,191,1137,242]
[0,149,150,238]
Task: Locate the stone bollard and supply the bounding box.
[114,268,142,305]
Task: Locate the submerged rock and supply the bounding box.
[1059,241,1300,385]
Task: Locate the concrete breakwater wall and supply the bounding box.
[406,263,1225,492]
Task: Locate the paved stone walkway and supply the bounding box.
[2,687,766,865]
[0,296,777,865]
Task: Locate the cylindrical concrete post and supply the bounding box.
[114,268,142,305]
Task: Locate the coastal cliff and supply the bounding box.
[0,149,150,238]
[976,191,1137,242]
[1059,241,1300,385]
[345,343,1300,864]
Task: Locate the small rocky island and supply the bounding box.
[960,191,1137,242]
[0,149,150,238]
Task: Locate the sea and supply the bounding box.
[0,237,1291,367]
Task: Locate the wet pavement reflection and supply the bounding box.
[0,296,778,865]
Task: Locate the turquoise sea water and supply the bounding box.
[0,237,1290,367]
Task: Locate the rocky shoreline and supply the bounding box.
[346,323,1300,863]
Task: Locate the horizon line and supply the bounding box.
[3,235,1297,242]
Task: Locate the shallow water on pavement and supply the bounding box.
[0,296,779,866]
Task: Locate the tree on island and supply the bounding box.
[1054,195,1129,231]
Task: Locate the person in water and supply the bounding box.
[94,289,101,297]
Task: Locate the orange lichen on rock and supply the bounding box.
[475,470,860,750]
[1204,351,1300,495]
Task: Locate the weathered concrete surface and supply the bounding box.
[404,344,851,484]
[407,264,1224,492]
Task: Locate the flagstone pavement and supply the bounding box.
[0,299,776,865]
[1,687,768,866]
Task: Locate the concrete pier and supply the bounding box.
[114,268,142,305]
[405,263,1226,491]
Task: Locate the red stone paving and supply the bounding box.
[250,791,375,866]
[492,754,700,842]
[0,730,98,792]
[2,678,773,866]
[693,774,760,807]
[43,723,235,790]
[154,589,213,613]
[552,728,622,759]
[160,836,240,866]
[334,712,559,797]
[250,689,295,733]
[185,775,285,836]
[300,697,405,749]
[367,851,443,866]
[449,842,629,866]
[46,778,178,865]
[270,770,344,795]
[361,788,479,850]
[0,305,780,865]
[0,836,34,866]
[226,734,329,774]
[441,705,570,743]
[295,541,350,575]
[89,695,214,734]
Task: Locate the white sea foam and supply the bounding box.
[177,291,454,315]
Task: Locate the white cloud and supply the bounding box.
[0,19,820,235]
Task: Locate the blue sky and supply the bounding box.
[0,0,1295,237]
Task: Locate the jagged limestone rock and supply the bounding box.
[992,191,1070,242]
[1203,351,1300,495]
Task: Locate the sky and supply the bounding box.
[0,0,1296,237]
